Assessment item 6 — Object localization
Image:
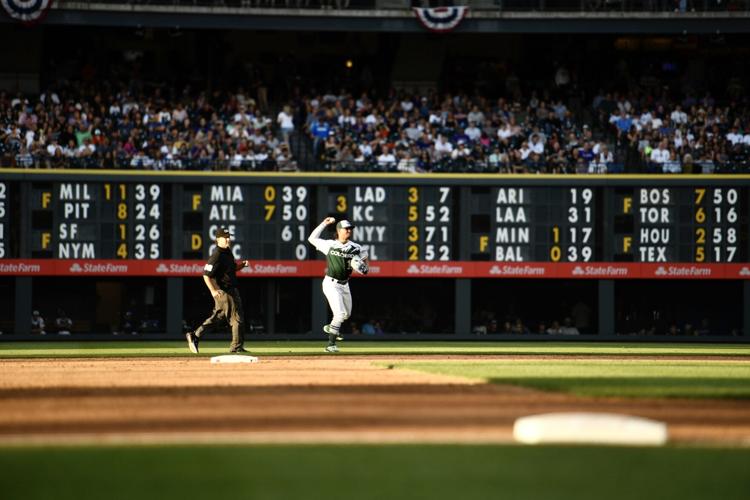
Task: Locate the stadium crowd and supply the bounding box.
[2,82,749,174]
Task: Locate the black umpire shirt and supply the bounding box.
[203,247,239,292]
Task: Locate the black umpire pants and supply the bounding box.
[194,288,245,350]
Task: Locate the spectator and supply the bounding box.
[277,105,295,145]
[2,77,749,175]
[473,323,488,335]
[487,319,498,334]
[511,318,529,334]
[663,149,682,174]
[590,144,613,173]
[118,311,138,336]
[649,139,670,171]
[377,146,396,170]
[559,317,580,335]
[31,310,46,335]
[55,309,73,336]
[546,320,562,334]
[362,319,381,335]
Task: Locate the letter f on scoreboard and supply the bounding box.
[479,235,489,253]
[623,197,632,214]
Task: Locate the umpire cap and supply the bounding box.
[216,227,232,238]
[336,220,355,230]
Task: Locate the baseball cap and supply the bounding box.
[336,220,355,230]
[216,227,232,238]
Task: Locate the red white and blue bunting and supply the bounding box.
[412,6,468,33]
[1,0,53,23]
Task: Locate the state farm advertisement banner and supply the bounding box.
[725,264,750,279]
[148,260,325,277]
[1,260,749,279]
[0,261,56,275]
[640,263,725,279]
[474,262,551,278]
[395,261,471,277]
[556,263,638,279]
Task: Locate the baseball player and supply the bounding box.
[186,227,250,354]
[308,217,368,353]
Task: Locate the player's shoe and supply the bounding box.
[323,324,343,341]
[325,345,340,353]
[186,332,199,354]
[230,346,249,353]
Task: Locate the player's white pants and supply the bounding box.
[322,277,352,329]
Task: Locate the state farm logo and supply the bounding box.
[655,265,711,277]
[367,265,381,274]
[740,267,750,277]
[249,263,298,274]
[69,262,129,273]
[407,264,463,275]
[575,265,629,277]
[157,263,204,274]
[490,264,546,276]
[0,262,42,273]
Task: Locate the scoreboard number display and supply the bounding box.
[327,185,454,260]
[261,184,310,260]
[613,187,745,262]
[405,186,453,261]
[11,177,746,266]
[181,183,310,260]
[29,182,164,259]
[471,187,600,262]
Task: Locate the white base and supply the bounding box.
[210,355,259,364]
[513,412,668,446]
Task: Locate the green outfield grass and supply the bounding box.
[1,340,750,358]
[390,360,750,399]
[0,444,748,500]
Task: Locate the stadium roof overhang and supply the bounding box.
[2,4,750,34]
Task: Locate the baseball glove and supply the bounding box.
[351,254,369,275]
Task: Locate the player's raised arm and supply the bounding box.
[308,217,336,254]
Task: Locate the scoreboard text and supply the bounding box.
[1,176,747,266]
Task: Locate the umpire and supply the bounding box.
[186,227,249,354]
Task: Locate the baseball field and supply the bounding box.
[1,341,749,500]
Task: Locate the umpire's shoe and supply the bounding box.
[186,332,199,354]
[323,324,343,341]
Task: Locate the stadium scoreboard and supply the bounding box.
[469,186,599,262]
[3,176,748,265]
[27,181,164,260]
[326,185,454,260]
[180,183,311,260]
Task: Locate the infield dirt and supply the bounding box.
[0,357,748,446]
